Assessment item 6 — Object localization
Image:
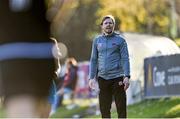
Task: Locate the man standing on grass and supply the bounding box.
[89,15,130,118]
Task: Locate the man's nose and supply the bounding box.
[106,23,110,26]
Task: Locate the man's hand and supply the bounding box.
[88,79,96,89]
[123,77,130,91]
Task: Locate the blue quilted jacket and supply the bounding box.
[89,32,130,80]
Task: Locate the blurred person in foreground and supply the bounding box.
[0,0,57,117]
[88,15,130,118]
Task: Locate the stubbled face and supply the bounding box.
[101,18,115,35]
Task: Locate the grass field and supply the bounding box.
[0,107,5,117]
[1,97,180,118]
[51,97,180,118]
[123,97,180,118]
[175,38,180,47]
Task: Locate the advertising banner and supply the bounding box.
[144,54,180,98]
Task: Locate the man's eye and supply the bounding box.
[104,22,113,25]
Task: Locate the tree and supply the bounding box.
[54,0,100,61]
[97,0,170,36]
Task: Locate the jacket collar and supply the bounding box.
[102,32,119,37]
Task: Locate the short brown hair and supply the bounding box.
[100,15,115,25]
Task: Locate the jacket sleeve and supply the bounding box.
[120,38,130,78]
[89,38,98,79]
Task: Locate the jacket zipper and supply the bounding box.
[105,37,107,76]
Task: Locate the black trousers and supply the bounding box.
[98,77,126,118]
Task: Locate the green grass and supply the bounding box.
[0,104,89,118]
[87,97,180,118]
[118,97,180,118]
[1,97,180,118]
[0,107,5,117]
[175,38,180,47]
[50,105,88,118]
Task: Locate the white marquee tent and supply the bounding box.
[123,33,180,104]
